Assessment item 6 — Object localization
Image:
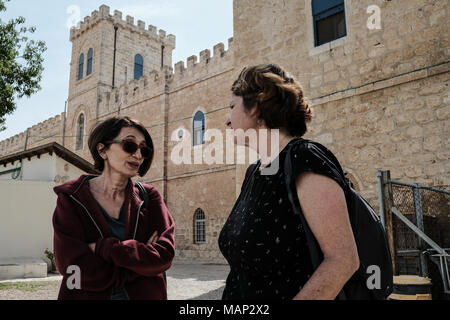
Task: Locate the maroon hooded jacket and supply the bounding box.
[52,174,175,300]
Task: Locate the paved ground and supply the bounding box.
[0,260,230,300]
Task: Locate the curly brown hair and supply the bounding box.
[231,63,312,137]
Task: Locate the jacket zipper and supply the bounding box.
[70,194,142,300]
[125,200,142,300]
[70,195,104,238]
[133,201,143,240]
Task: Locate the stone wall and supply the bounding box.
[1,1,448,262]
[233,0,450,209]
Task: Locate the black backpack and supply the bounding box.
[283,139,393,300]
[134,181,167,288]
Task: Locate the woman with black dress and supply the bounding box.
[219,64,359,300]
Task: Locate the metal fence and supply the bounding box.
[378,170,450,298]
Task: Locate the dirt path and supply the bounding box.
[0,261,229,300]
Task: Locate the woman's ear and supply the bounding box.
[256,92,264,103]
[249,92,264,118]
[97,143,107,160]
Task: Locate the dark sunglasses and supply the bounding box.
[106,139,152,159]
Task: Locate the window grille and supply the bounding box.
[75,114,85,151]
[194,208,206,244]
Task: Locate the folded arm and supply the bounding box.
[94,189,175,277]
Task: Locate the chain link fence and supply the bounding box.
[380,172,450,299]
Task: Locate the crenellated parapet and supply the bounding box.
[96,36,234,116]
[70,5,176,49]
[0,114,64,157]
[172,37,234,90]
[97,66,173,116]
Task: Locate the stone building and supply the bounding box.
[0,1,448,263]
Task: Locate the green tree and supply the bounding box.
[0,0,46,131]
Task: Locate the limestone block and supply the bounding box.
[175,61,185,73]
[324,70,339,83]
[404,166,423,178]
[436,105,450,120]
[424,163,445,176]
[126,15,134,25]
[398,140,422,156]
[426,96,442,108]
[309,75,322,88]
[187,55,197,68]
[148,25,157,36]
[423,136,442,152]
[359,60,375,74]
[406,125,424,138]
[200,49,211,63]
[114,10,122,20]
[415,109,434,124]
[213,43,225,57]
[375,119,395,134]
[395,113,413,127]
[137,20,145,30]
[99,5,110,18]
[159,29,166,39]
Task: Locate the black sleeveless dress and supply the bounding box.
[218,138,347,299]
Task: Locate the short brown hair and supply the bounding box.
[231,63,312,137]
[88,116,154,177]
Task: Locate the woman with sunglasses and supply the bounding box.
[52,116,175,300]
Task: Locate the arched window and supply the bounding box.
[78,53,84,80]
[75,114,85,151]
[86,48,93,76]
[194,208,206,244]
[134,54,144,80]
[193,111,205,146]
[312,0,347,47]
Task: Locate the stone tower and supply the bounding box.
[65,5,176,159]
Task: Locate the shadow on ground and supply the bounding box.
[166,262,230,282]
[188,286,225,300]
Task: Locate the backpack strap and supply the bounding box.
[134,181,149,207]
[134,181,167,289]
[284,143,322,269]
[283,141,347,300]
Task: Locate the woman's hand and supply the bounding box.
[88,232,158,254]
[88,242,96,253]
[147,231,159,245]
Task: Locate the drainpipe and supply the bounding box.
[19,129,30,180]
[62,100,67,147]
[112,26,118,88]
[24,128,30,151]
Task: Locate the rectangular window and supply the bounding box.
[312,0,347,47]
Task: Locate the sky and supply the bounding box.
[0,0,233,141]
